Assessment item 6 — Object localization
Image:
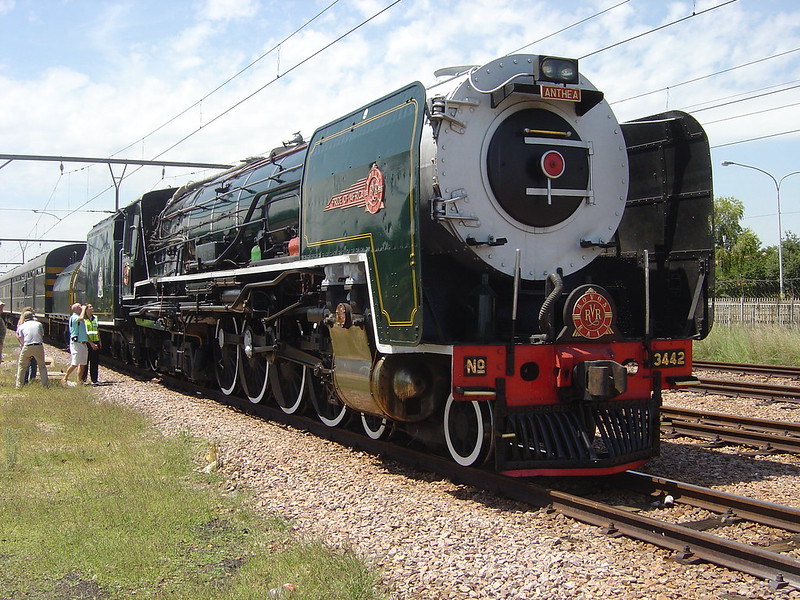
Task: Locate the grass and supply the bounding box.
[694,323,800,365]
[0,350,385,600]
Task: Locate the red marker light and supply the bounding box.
[541,150,565,179]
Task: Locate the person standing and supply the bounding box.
[17,306,37,382]
[81,304,101,385]
[0,302,6,363]
[15,311,49,389]
[62,303,89,386]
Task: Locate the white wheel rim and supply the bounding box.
[318,403,348,427]
[244,361,270,404]
[361,414,387,440]
[240,326,269,403]
[215,318,239,396]
[278,366,306,414]
[444,394,485,467]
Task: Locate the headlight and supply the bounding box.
[623,360,640,375]
[538,56,579,84]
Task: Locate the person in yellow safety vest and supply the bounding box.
[81,304,101,385]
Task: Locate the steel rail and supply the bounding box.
[614,471,800,533]
[688,377,800,403]
[694,360,800,379]
[661,406,800,453]
[527,484,800,590]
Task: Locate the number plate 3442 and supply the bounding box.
[650,349,686,368]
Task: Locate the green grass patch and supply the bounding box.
[694,323,800,365]
[0,378,384,599]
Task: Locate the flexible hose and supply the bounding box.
[538,272,563,341]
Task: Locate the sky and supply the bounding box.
[0,0,799,269]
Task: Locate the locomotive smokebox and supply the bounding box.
[425,54,629,281]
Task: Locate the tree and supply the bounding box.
[712,196,775,297]
[714,196,745,252]
[710,196,800,296]
[727,229,765,278]
[714,197,764,279]
[779,232,800,296]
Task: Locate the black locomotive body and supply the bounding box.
[0,54,714,476]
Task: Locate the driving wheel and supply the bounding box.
[239,320,272,403]
[443,394,494,467]
[213,316,240,396]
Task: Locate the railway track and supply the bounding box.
[661,406,800,454]
[687,361,800,402]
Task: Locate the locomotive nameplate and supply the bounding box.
[324,163,385,214]
[649,349,686,368]
[541,85,581,102]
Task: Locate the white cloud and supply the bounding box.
[200,0,259,21]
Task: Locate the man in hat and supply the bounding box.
[15,311,49,389]
[62,302,88,386]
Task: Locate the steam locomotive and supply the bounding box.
[0,54,714,476]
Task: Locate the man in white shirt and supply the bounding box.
[16,311,49,389]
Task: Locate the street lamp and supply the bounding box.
[721,161,800,298]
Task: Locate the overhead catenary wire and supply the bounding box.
[680,83,800,114]
[711,127,800,149]
[563,0,799,149]
[54,0,343,181]
[678,79,800,113]
[23,171,64,244]
[148,0,404,163]
[676,83,800,147]
[505,0,631,56]
[610,47,800,106]
[701,100,800,126]
[110,0,342,159]
[579,0,740,59]
[21,0,405,259]
[509,0,800,148]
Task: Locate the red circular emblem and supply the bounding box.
[364,164,385,215]
[571,288,613,340]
